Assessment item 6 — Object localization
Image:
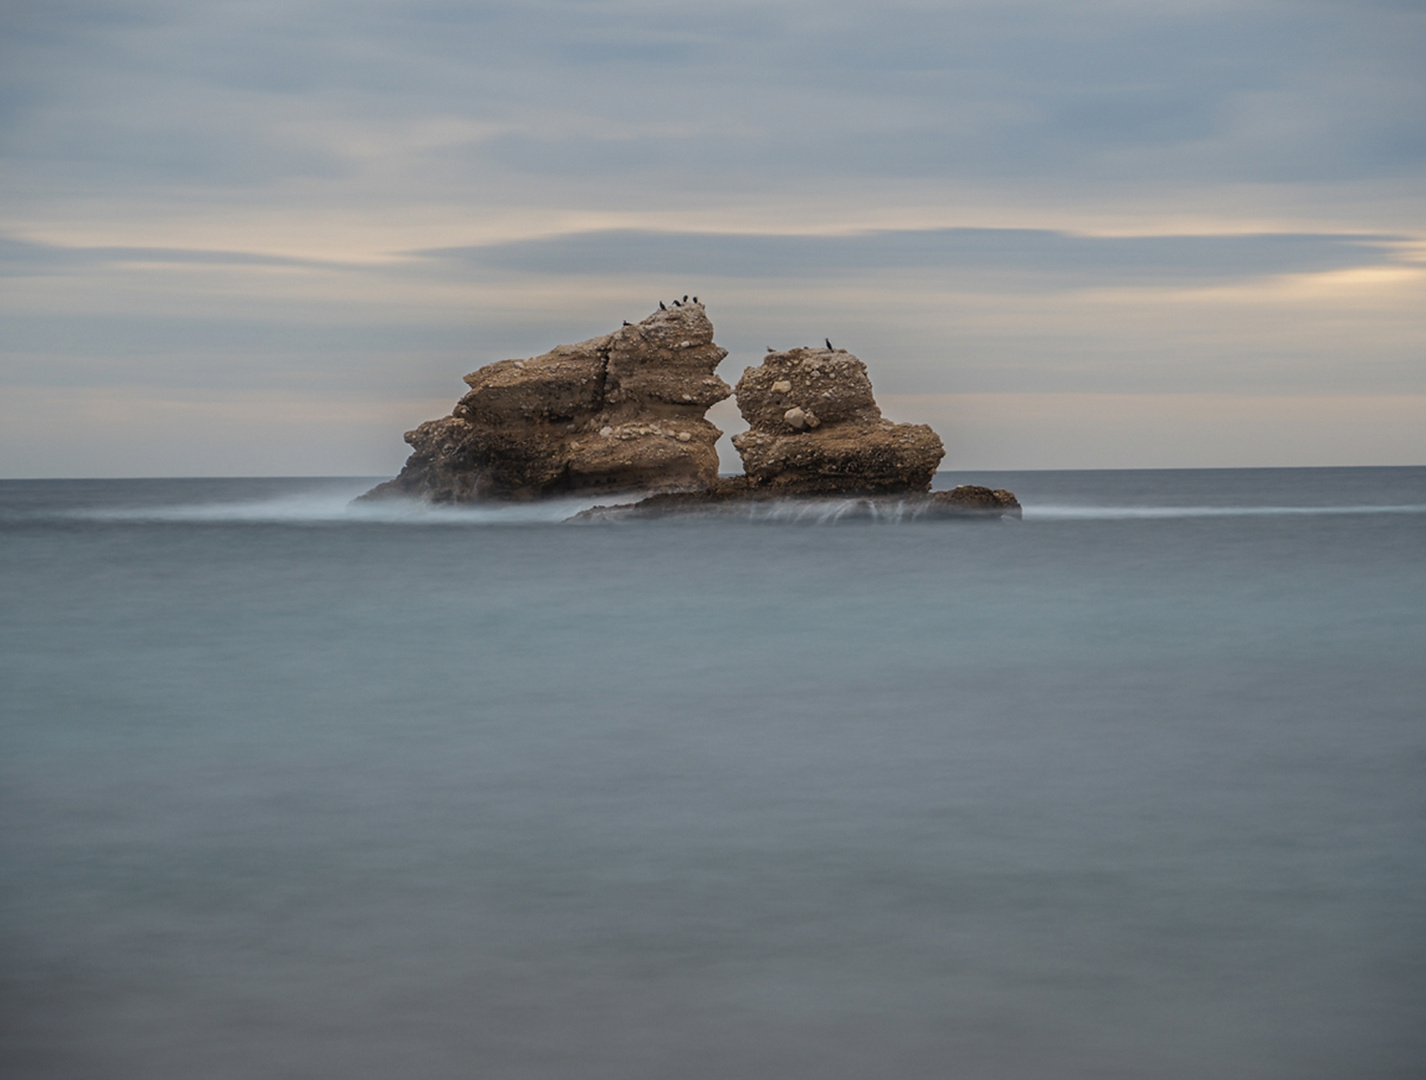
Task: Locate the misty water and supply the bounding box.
[2,468,1423,1079]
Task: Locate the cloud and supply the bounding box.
[6,227,1404,286]
[1,0,1423,474]
[415,227,1406,286]
[0,235,339,275]
[3,0,1423,200]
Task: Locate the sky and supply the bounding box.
[1,0,1423,476]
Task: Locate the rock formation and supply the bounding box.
[572,482,1021,522]
[929,485,1022,516]
[362,302,730,502]
[730,347,944,493]
[362,302,1020,518]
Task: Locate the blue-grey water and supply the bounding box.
[2,468,1423,1079]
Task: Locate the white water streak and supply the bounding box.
[44,485,1426,527]
[65,488,608,525]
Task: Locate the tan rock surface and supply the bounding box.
[363,302,730,502]
[731,346,944,494]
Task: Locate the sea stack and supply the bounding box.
[731,346,945,493]
[364,302,1019,519]
[362,302,731,502]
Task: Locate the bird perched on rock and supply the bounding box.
[683,295,689,302]
[659,301,666,310]
[825,338,834,349]
[622,320,631,326]
[673,300,682,307]
[692,296,698,303]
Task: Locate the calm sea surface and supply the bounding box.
[2,468,1423,1079]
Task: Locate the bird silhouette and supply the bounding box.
[683,295,689,302]
[692,296,698,303]
[659,301,666,310]
[622,320,631,326]
[673,300,681,307]
[825,338,833,349]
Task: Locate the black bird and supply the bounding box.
[623,320,631,326]
[692,296,698,303]
[825,338,833,350]
[767,346,774,352]
[673,300,681,307]
[659,301,666,310]
[683,295,689,302]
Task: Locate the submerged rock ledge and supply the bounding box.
[571,483,1022,523]
[362,302,1018,518]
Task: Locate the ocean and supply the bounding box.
[2,467,1423,1079]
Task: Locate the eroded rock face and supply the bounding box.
[731,347,944,493]
[363,303,730,502]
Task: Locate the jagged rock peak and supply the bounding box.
[362,301,731,502]
[731,345,944,494]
